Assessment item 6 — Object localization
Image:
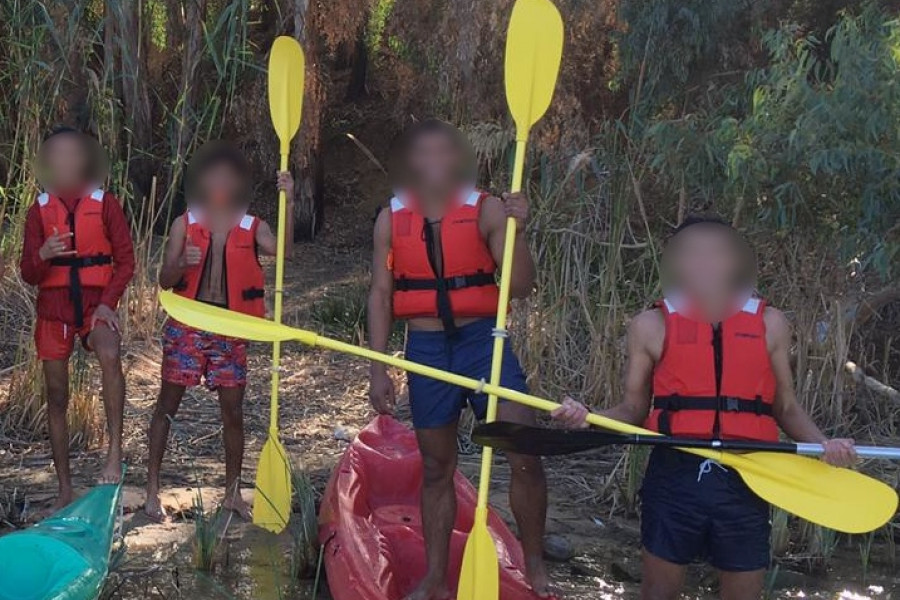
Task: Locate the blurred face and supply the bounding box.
[38,133,91,192]
[405,131,465,196]
[662,225,754,304]
[189,162,247,213]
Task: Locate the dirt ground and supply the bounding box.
[2,111,899,599]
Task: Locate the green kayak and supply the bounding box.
[0,475,124,600]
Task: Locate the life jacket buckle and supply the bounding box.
[450,276,468,289]
[724,396,740,412]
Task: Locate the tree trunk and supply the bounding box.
[168,0,206,211]
[290,0,324,242]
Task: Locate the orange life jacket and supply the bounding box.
[174,211,266,318]
[645,297,779,441]
[37,188,114,327]
[389,190,499,332]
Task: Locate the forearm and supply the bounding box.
[20,248,49,285]
[776,404,827,444]
[158,262,186,290]
[508,233,536,298]
[20,206,49,285]
[367,291,393,366]
[599,401,647,427]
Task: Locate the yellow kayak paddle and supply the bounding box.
[459,1,564,598]
[158,290,899,535]
[254,35,305,533]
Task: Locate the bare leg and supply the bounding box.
[641,550,686,600]
[218,386,251,520]
[89,324,125,484]
[719,569,765,600]
[404,423,458,600]
[44,359,73,511]
[145,380,186,522]
[499,402,550,596]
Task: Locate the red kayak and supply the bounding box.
[319,415,542,600]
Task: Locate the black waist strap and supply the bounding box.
[654,394,773,437]
[653,396,773,417]
[653,395,773,416]
[242,287,265,301]
[50,254,113,328]
[394,272,496,292]
[50,255,113,268]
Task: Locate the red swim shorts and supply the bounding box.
[161,318,248,390]
[35,317,94,361]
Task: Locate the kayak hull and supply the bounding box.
[0,478,124,600]
[319,416,541,600]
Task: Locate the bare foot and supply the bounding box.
[222,494,253,521]
[526,555,554,598]
[37,489,74,520]
[97,452,122,485]
[403,577,452,600]
[143,492,171,524]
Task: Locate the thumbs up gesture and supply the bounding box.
[180,231,202,268]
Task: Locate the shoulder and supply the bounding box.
[763,305,789,329]
[763,305,791,343]
[628,308,665,360]
[170,214,187,232]
[629,308,665,339]
[477,194,505,229]
[374,205,391,242]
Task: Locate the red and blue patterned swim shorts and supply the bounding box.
[161,318,248,390]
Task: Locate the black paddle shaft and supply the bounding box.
[472,422,800,457]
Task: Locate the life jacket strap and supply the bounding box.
[50,254,113,329]
[49,255,113,268]
[653,395,773,436]
[241,287,265,301]
[393,272,496,292]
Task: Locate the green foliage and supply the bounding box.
[615,0,754,111]
[642,3,900,277]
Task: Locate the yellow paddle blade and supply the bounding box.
[268,36,305,155]
[504,0,563,141]
[722,451,898,534]
[158,291,314,345]
[457,516,499,600]
[253,436,292,532]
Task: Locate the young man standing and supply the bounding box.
[552,217,857,600]
[145,142,292,522]
[367,120,550,600]
[20,128,135,508]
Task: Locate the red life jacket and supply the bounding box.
[389,190,499,331]
[645,297,779,441]
[36,189,114,327]
[174,211,266,318]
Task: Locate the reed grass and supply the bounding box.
[191,490,227,572]
[289,468,319,579]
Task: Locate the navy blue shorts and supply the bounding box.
[640,447,771,572]
[405,319,528,429]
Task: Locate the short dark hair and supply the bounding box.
[670,214,733,239]
[389,118,476,188]
[185,140,252,201]
[42,125,81,142]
